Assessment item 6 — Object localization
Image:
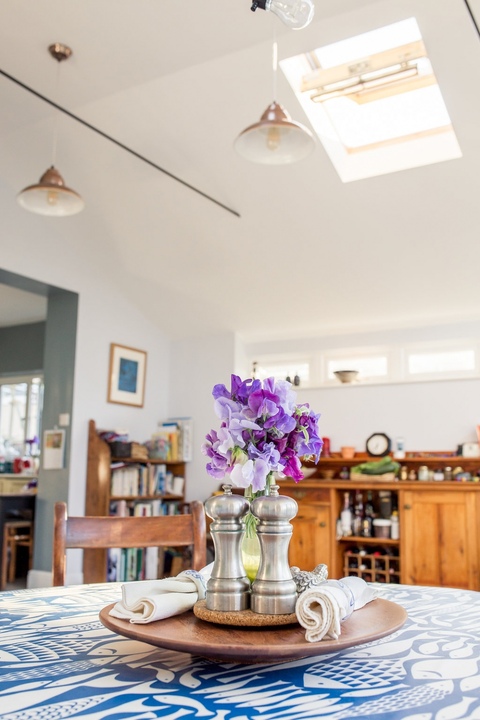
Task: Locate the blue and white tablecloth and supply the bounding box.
[0,582,479,719]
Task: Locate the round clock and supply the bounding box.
[366,432,392,457]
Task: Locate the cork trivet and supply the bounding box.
[193,599,298,627]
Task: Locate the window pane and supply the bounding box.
[408,349,475,374]
[328,356,388,379]
[255,362,310,384]
[27,378,43,449]
[0,383,27,453]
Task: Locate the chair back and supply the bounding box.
[52,500,206,586]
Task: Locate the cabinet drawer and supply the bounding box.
[285,487,330,504]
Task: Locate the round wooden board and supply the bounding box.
[99,598,407,664]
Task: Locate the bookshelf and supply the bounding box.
[84,419,187,583]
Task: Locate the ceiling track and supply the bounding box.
[0,67,240,219]
[464,0,480,38]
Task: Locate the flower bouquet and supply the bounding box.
[202,375,322,578]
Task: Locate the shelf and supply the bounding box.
[339,536,399,545]
[111,457,185,465]
[110,494,184,501]
[316,454,479,465]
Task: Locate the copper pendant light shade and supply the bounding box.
[234,100,315,164]
[17,166,85,216]
[17,43,85,217]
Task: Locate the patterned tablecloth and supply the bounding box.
[0,582,479,719]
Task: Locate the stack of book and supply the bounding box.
[148,418,193,462]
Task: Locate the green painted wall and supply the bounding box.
[33,289,78,573]
[0,322,45,374]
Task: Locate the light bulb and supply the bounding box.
[47,190,59,206]
[266,126,282,151]
[251,0,314,30]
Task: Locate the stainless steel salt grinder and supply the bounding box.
[250,484,298,615]
[204,484,251,611]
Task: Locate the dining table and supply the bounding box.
[1,580,479,719]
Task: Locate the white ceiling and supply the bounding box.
[1,0,480,341]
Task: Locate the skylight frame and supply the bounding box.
[280,17,462,182]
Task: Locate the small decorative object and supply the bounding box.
[202,374,322,582]
[460,442,480,458]
[250,484,298,615]
[290,564,329,594]
[108,343,147,408]
[394,436,405,460]
[334,370,359,384]
[204,485,251,612]
[366,432,392,457]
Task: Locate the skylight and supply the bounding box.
[280,18,462,182]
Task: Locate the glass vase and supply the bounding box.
[241,525,261,582]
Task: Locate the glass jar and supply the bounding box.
[418,465,429,481]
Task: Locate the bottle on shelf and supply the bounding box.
[364,490,375,537]
[353,490,364,536]
[340,491,353,536]
[390,510,400,540]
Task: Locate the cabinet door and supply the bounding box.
[290,504,331,572]
[402,490,480,589]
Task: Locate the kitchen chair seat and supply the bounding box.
[52,500,207,586]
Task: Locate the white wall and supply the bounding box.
[169,332,236,503]
[246,321,480,455]
[1,194,171,582]
[295,378,480,455]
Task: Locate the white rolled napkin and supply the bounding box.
[109,564,213,624]
[296,576,377,643]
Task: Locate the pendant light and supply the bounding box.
[17,43,85,217]
[234,35,315,164]
[250,0,315,30]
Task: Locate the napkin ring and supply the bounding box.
[290,564,328,595]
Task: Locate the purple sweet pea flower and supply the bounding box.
[264,406,296,435]
[204,375,322,489]
[214,396,242,421]
[212,383,231,400]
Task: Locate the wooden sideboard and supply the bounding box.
[281,454,480,590]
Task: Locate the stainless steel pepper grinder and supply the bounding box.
[250,484,298,614]
[204,484,251,611]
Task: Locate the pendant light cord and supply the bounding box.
[463,0,480,36]
[51,59,61,167]
[0,67,240,218]
[272,21,277,102]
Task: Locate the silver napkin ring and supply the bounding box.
[290,564,329,594]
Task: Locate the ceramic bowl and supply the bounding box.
[334,370,359,384]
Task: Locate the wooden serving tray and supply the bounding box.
[99,598,407,664]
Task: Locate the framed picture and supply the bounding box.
[108,343,147,407]
[43,429,66,470]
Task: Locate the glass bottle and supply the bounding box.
[390,510,400,540]
[352,490,364,536]
[364,490,375,537]
[340,492,353,536]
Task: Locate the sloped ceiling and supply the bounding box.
[1,0,480,340]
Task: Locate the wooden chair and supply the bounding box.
[52,500,207,586]
[1,520,34,590]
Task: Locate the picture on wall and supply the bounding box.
[108,343,147,407]
[43,429,66,469]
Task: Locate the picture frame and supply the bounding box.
[108,343,147,407]
[43,429,66,470]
